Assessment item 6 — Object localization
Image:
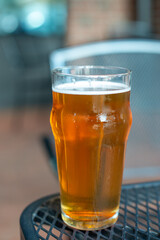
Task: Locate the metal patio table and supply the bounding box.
[20,181,160,240]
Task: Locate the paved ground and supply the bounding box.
[0,107,59,240]
[0,107,160,240]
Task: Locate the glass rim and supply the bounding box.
[52,66,131,78]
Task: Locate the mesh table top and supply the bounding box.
[20,181,160,240]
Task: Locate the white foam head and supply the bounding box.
[52,81,130,95]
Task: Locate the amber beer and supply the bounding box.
[50,67,132,230]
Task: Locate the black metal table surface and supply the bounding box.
[20,181,160,240]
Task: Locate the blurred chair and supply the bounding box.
[49,39,160,182]
[0,34,64,109]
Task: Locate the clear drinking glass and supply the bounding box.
[50,66,132,230]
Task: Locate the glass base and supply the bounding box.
[61,210,119,231]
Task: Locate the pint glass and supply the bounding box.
[50,66,132,230]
